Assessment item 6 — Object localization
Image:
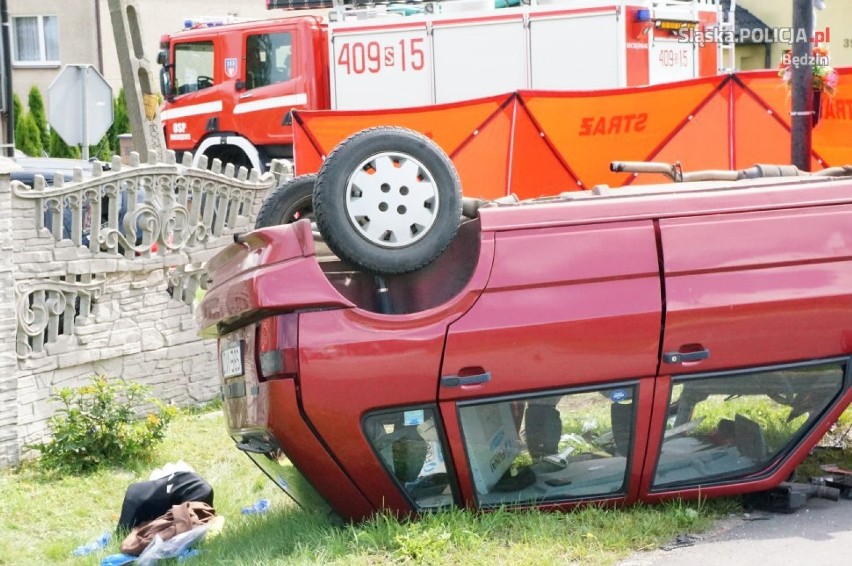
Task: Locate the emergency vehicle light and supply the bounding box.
[266,0,335,9]
[183,16,243,30]
[654,19,697,31]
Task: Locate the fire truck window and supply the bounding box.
[458,387,636,508]
[174,41,215,95]
[246,32,292,90]
[652,361,844,488]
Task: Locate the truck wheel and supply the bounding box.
[314,127,462,275]
[255,174,316,228]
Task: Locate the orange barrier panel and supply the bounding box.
[292,94,516,199]
[293,69,852,200]
[517,78,724,194]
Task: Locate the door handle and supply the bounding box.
[663,348,710,364]
[441,371,491,387]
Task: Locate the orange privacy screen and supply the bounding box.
[293,68,852,200]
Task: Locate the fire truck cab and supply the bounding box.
[158,16,330,171]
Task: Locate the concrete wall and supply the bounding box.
[0,151,280,468]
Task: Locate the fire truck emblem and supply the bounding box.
[224,58,238,78]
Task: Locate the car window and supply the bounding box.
[653,360,844,488]
[364,408,454,511]
[458,386,636,507]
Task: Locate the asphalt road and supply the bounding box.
[618,497,852,566]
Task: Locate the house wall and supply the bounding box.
[737,1,852,68]
[7,0,311,101]
[6,0,99,104]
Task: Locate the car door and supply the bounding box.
[438,219,663,510]
[644,201,852,501]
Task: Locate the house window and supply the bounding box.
[12,15,59,65]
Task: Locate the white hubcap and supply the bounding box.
[345,152,439,248]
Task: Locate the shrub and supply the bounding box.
[48,129,81,159]
[15,112,42,157]
[108,88,131,154]
[28,86,49,154]
[30,375,178,474]
[12,93,22,132]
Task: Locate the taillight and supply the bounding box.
[257,313,299,380]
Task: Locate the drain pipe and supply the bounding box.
[1,0,13,156]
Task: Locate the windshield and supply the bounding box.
[174,41,215,95]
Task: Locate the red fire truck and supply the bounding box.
[157,0,728,172]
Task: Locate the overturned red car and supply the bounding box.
[199,128,852,522]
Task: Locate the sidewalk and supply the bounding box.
[618,497,852,566]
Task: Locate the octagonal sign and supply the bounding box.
[48,65,114,146]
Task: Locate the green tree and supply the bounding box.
[99,88,131,162]
[90,140,113,162]
[48,129,81,159]
[27,86,49,155]
[12,93,22,134]
[15,112,42,156]
[108,88,130,153]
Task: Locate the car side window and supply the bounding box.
[653,360,845,488]
[246,32,291,90]
[174,41,215,94]
[458,386,636,507]
[363,408,454,510]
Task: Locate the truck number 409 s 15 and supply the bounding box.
[336,38,426,75]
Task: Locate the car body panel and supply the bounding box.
[440,221,662,400]
[660,204,852,374]
[295,234,496,511]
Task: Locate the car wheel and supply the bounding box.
[255,174,316,228]
[314,127,462,275]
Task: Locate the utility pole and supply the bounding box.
[1,0,13,157]
[790,0,814,171]
[107,0,166,163]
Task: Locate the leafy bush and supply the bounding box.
[28,86,49,154]
[30,375,178,474]
[108,88,131,154]
[15,112,42,157]
[12,93,22,132]
[48,128,81,159]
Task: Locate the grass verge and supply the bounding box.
[2,406,849,566]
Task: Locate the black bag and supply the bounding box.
[525,404,561,460]
[117,471,214,532]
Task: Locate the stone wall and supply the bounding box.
[0,152,283,468]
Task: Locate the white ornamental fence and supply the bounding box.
[0,151,287,468]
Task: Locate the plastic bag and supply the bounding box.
[72,531,111,556]
[136,523,210,566]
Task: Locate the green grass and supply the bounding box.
[2,405,848,566]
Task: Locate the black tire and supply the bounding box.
[314,127,462,275]
[255,174,317,228]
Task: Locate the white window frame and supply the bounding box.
[12,15,60,67]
